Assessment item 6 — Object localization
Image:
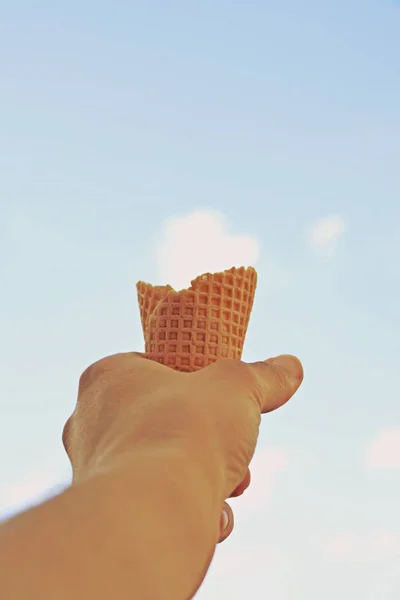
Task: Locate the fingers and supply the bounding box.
[247,355,304,414]
[230,468,251,498]
[218,501,234,544]
[61,415,73,458]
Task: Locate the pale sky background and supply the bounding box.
[1,0,400,598]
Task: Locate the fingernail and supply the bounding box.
[222,509,229,531]
[267,355,303,380]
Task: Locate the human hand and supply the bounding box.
[62,352,303,544]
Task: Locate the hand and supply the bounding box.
[62,352,303,544]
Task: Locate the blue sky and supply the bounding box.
[1,0,400,597]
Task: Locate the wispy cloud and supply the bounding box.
[324,531,400,562]
[215,543,286,574]
[0,469,69,519]
[307,215,346,253]
[363,428,400,469]
[155,209,260,289]
[210,543,288,599]
[234,446,288,515]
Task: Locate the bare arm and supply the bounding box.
[0,352,302,599]
[0,448,223,600]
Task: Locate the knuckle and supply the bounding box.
[213,358,251,380]
[78,352,146,391]
[207,358,263,400]
[211,359,263,411]
[78,354,121,390]
[267,362,290,395]
[62,415,73,457]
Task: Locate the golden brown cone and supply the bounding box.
[136,281,173,339]
[136,266,257,372]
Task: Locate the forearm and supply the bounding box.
[0,448,224,600]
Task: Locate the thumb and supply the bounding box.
[248,354,304,414]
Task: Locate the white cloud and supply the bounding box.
[0,469,69,518]
[363,428,400,470]
[202,543,289,600]
[323,531,400,562]
[233,446,288,515]
[307,215,346,250]
[155,210,260,289]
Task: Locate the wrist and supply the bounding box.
[3,435,225,600]
[82,443,225,598]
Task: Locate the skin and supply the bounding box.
[0,352,303,599]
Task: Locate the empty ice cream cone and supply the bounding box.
[136,266,257,372]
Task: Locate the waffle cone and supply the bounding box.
[136,266,257,372]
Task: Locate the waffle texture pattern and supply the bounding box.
[136,266,257,372]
